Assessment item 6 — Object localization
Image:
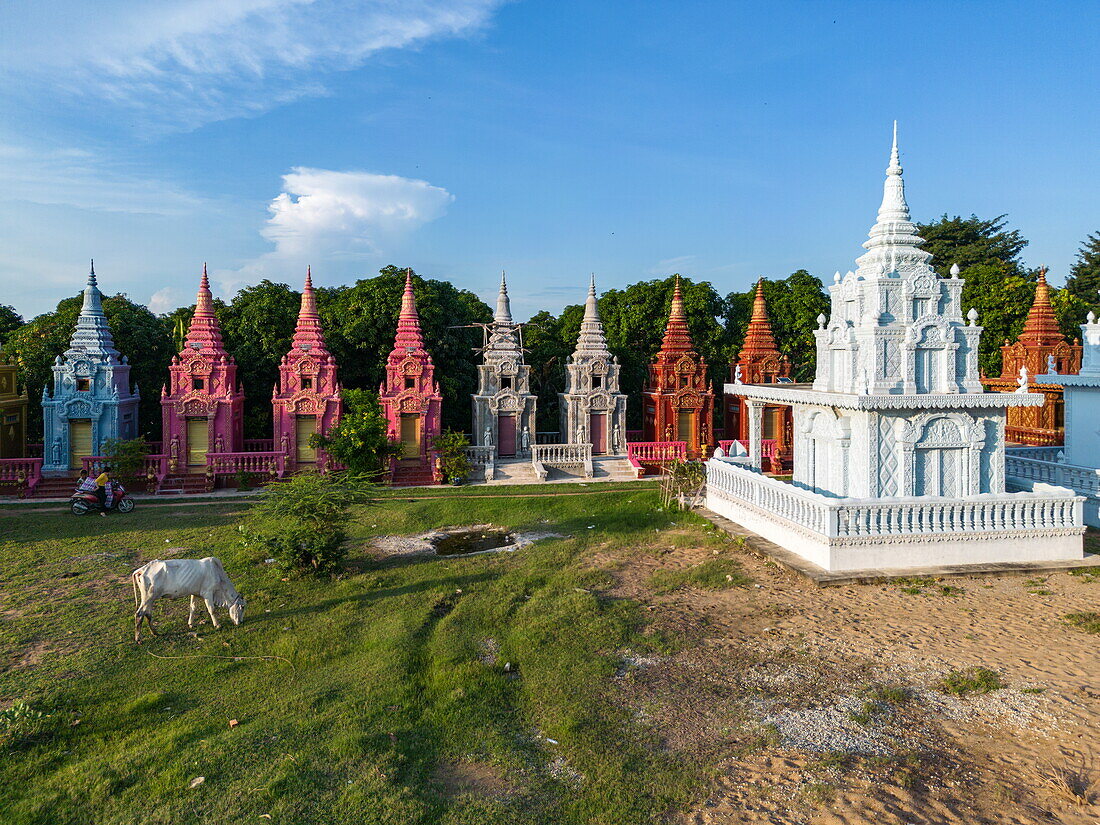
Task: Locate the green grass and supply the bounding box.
[0,488,709,824]
[1064,611,1100,633]
[938,666,1005,696]
[646,554,750,595]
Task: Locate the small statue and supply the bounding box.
[215,434,224,454]
[576,423,585,445]
[280,432,290,455]
[612,423,621,452]
[1015,366,1029,393]
[51,437,62,466]
[733,364,743,385]
[1046,353,1058,375]
[520,426,531,455]
[664,424,673,441]
[484,425,493,447]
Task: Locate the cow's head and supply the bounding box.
[228,596,246,626]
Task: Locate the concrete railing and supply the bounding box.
[531,443,592,480]
[1006,454,1100,496]
[0,457,43,494]
[1005,445,1064,462]
[206,451,286,478]
[707,457,1082,540]
[626,441,687,479]
[718,439,777,458]
[244,438,276,453]
[463,445,496,482]
[535,431,561,445]
[144,454,169,484]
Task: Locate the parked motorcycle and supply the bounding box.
[70,483,136,515]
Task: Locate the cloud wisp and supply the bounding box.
[1,0,503,132]
[224,166,453,290]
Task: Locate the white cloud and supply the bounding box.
[234,166,453,281]
[0,0,503,132]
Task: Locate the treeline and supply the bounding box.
[2,218,1099,440]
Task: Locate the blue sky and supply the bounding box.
[1,1,1097,320]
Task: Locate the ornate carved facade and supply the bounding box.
[559,277,627,453]
[42,263,139,472]
[273,269,342,470]
[642,276,713,458]
[982,269,1081,445]
[472,275,536,457]
[379,270,441,467]
[0,354,28,459]
[725,279,791,470]
[161,266,244,473]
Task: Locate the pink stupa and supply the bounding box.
[161,265,244,472]
[272,268,342,470]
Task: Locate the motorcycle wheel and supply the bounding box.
[117,498,135,513]
[70,500,90,515]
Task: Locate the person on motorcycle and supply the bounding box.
[95,467,112,515]
[75,470,98,496]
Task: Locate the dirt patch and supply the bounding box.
[372,525,565,559]
[433,759,513,799]
[596,522,1100,825]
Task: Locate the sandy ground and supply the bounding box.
[598,530,1100,825]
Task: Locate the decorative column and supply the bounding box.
[0,354,28,459]
[746,400,764,470]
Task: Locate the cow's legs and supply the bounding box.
[188,595,198,628]
[202,594,221,629]
[134,600,158,641]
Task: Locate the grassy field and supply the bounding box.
[0,485,739,824]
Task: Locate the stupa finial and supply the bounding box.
[495,270,512,323]
[89,259,97,287]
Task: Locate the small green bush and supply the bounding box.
[939,666,1004,696]
[647,557,750,594]
[0,701,50,749]
[1064,611,1100,633]
[242,471,375,575]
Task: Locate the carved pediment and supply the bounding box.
[66,400,92,417]
[398,394,423,413]
[499,359,518,376]
[674,389,703,409]
[589,358,608,375]
[183,397,211,416]
[72,359,92,377]
[400,357,423,376]
[675,355,696,374]
[910,274,938,296]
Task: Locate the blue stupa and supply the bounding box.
[42,262,140,472]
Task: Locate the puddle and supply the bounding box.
[432,528,516,556]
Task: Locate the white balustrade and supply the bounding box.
[463,445,496,481]
[1006,454,1100,496]
[531,443,592,478]
[707,456,1081,540]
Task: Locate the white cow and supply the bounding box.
[132,557,246,642]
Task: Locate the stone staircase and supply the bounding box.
[486,458,542,485]
[390,461,437,488]
[30,475,81,499]
[153,473,213,495]
[591,456,642,481]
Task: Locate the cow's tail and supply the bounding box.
[132,568,140,608]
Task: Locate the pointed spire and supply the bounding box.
[658,275,695,355]
[495,270,512,323]
[572,274,609,355]
[740,278,780,358]
[67,258,119,357]
[855,122,932,274]
[291,266,329,355]
[1019,267,1066,348]
[393,268,426,352]
[182,264,227,354]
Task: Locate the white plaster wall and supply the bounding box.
[1063,385,1100,469]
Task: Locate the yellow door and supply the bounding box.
[187,419,208,467]
[400,414,420,459]
[69,419,93,469]
[677,411,694,444]
[296,416,317,464]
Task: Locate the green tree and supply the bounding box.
[597,276,730,428]
[311,389,401,477]
[0,305,21,347]
[915,214,1083,376]
[724,270,829,382]
[316,266,490,433]
[1064,231,1100,316]
[218,280,302,439]
[3,293,173,438]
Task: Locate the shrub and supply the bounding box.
[1064,612,1100,634]
[100,438,150,481]
[939,666,1004,696]
[432,430,472,483]
[310,389,402,477]
[242,472,375,575]
[0,701,50,749]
